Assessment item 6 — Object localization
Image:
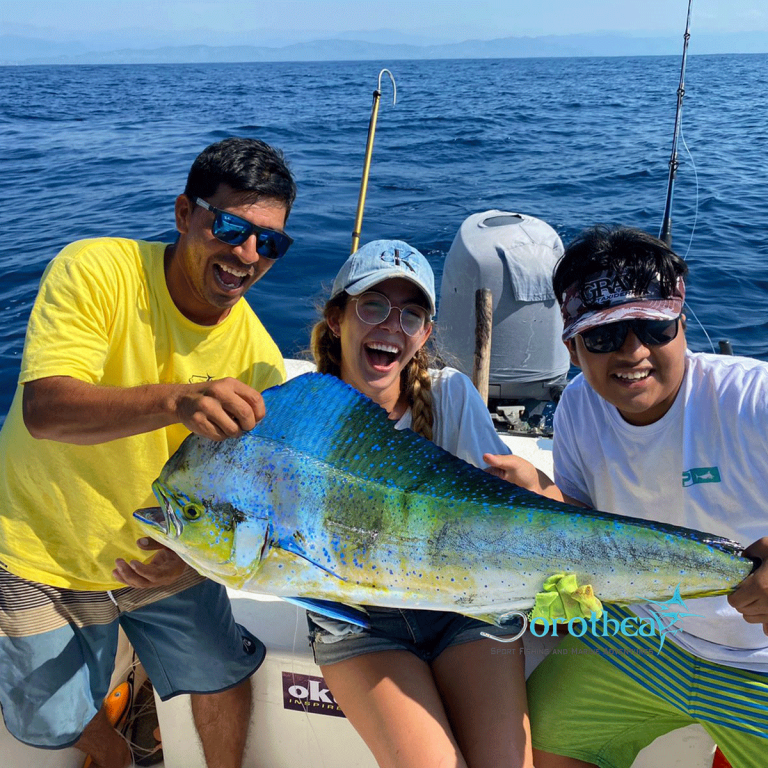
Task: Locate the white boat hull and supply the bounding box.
[154,591,719,768]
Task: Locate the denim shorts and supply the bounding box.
[307,605,523,666]
[0,567,265,748]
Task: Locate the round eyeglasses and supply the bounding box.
[350,291,431,337]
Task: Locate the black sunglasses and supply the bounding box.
[193,197,293,259]
[580,317,680,354]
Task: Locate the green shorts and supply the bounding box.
[527,605,768,768]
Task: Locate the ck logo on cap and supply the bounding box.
[380,248,416,272]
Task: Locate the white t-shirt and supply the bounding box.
[396,367,511,466]
[554,351,768,671]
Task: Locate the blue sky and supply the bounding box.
[4,0,767,45]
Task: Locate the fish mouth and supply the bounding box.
[133,501,182,539]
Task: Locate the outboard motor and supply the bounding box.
[438,211,570,428]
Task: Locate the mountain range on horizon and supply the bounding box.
[3,29,768,66]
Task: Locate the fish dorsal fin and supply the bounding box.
[253,375,754,550]
[252,372,527,507]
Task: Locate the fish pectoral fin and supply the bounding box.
[275,537,346,582]
[282,597,370,628]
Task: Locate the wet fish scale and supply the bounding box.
[135,373,755,626]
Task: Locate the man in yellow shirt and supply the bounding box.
[0,137,296,768]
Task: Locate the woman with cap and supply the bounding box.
[308,239,533,768]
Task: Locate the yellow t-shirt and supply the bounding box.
[0,238,285,590]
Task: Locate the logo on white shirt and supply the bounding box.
[682,467,721,487]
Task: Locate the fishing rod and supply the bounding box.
[659,1,726,354]
[351,69,396,254]
[659,0,693,246]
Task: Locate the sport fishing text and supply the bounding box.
[490,645,659,656]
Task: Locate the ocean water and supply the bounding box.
[1,54,767,418]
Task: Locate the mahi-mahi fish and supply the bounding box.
[134,373,755,627]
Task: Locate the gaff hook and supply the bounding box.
[350,69,397,254]
[479,611,529,643]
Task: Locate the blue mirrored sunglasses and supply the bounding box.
[580,317,680,354]
[193,197,293,259]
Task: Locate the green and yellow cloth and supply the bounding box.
[531,573,604,624]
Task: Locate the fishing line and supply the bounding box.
[113,649,143,683]
[121,684,163,765]
[684,304,717,354]
[289,602,329,765]
[678,124,700,262]
[108,648,164,765]
[86,652,140,768]
[657,0,714,353]
[677,124,713,352]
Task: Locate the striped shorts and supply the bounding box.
[0,567,265,748]
[527,605,768,768]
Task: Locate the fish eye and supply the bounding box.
[182,503,204,521]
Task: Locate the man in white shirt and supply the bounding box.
[487,225,768,768]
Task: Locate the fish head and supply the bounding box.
[132,476,270,588]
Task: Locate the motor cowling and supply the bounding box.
[438,211,570,403]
